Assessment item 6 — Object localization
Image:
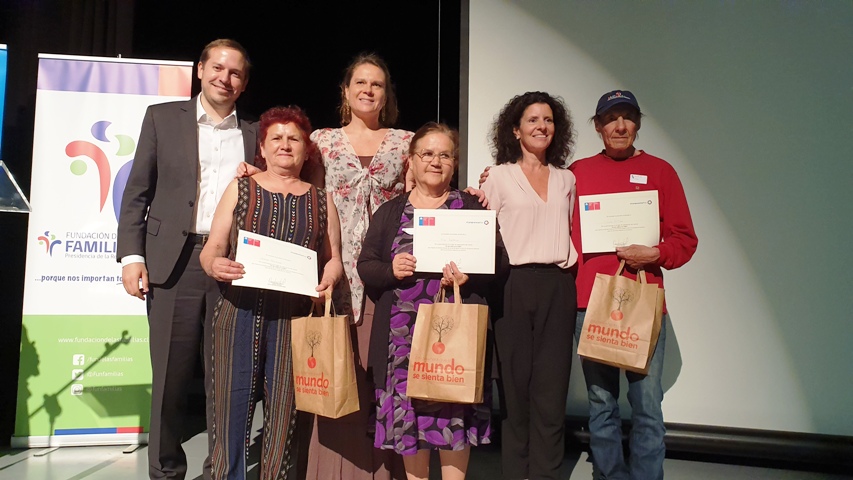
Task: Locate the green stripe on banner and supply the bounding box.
[15,315,151,437]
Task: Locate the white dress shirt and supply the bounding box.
[194,96,245,234]
[121,96,246,267]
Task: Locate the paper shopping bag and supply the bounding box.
[291,287,359,418]
[406,281,489,404]
[577,260,665,374]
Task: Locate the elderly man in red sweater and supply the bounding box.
[570,90,698,480]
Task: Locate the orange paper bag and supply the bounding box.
[406,281,489,404]
[291,288,359,418]
[577,260,664,374]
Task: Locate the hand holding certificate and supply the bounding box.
[412,209,497,274]
[232,229,320,298]
[579,190,660,253]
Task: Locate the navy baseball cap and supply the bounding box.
[595,90,641,116]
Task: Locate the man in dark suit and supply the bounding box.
[117,39,256,480]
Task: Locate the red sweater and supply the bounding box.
[569,151,698,309]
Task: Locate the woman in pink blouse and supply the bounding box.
[480,91,578,480]
[305,53,411,480]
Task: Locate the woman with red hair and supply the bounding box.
[200,106,343,480]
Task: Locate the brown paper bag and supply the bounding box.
[577,260,665,374]
[406,281,489,404]
[291,287,359,418]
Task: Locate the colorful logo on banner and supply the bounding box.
[37,231,62,256]
[65,121,135,221]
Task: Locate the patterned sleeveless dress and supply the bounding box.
[210,177,326,480]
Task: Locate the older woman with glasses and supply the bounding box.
[358,123,501,480]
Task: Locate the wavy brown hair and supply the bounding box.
[490,91,575,167]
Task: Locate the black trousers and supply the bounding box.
[494,265,577,480]
[147,242,219,480]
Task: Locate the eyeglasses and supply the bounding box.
[415,150,455,165]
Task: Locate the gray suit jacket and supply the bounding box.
[116,97,258,285]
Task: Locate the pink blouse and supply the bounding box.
[481,163,578,269]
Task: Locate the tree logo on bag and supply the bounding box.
[306,330,321,368]
[611,288,633,321]
[431,315,454,354]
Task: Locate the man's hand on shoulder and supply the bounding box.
[463,187,489,208]
[236,162,263,178]
[479,165,492,187]
[122,262,149,300]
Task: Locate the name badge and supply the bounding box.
[630,174,648,184]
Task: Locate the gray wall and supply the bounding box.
[466,0,853,436]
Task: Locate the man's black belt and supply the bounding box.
[187,233,209,246]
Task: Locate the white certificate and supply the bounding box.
[412,209,496,274]
[579,191,660,253]
[231,229,319,297]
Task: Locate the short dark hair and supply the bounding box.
[255,106,318,172]
[199,39,251,82]
[490,91,575,167]
[338,53,399,127]
[409,122,460,168]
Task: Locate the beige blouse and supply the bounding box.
[481,163,578,269]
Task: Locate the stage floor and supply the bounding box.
[1,410,848,479]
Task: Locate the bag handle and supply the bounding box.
[616,259,649,284]
[323,286,334,316]
[433,279,462,304]
[435,285,447,303]
[450,279,462,304]
[307,286,335,317]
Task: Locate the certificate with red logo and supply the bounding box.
[579,190,660,253]
[232,229,319,297]
[412,209,496,274]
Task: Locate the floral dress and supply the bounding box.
[374,191,492,455]
[311,127,413,325]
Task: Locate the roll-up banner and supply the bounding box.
[14,54,192,447]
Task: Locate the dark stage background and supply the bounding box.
[0,0,461,446]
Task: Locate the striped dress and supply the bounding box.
[210,177,326,480]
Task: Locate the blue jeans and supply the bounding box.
[575,310,668,480]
